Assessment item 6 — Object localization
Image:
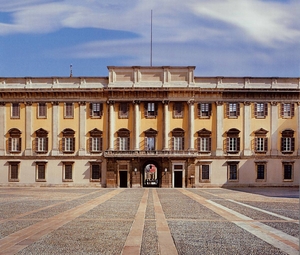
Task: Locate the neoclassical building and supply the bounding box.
[0,66,299,188]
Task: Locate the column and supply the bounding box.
[297,102,300,155]
[78,102,86,156]
[108,101,115,151]
[25,102,32,156]
[163,101,169,150]
[51,102,59,156]
[243,102,251,156]
[134,101,140,151]
[215,102,224,156]
[188,100,195,150]
[0,102,5,155]
[270,102,278,155]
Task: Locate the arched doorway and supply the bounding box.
[143,161,160,187]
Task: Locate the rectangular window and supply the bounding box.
[227,137,240,153]
[256,164,265,180]
[38,103,47,118]
[201,165,210,180]
[281,137,295,153]
[118,137,130,151]
[64,103,74,118]
[146,137,156,151]
[11,103,20,118]
[228,164,238,180]
[9,137,21,152]
[119,103,129,118]
[89,137,102,152]
[173,102,183,118]
[198,103,212,118]
[36,137,48,153]
[255,137,268,152]
[90,103,103,118]
[63,137,75,152]
[63,164,73,181]
[283,164,293,180]
[9,162,20,181]
[198,137,211,152]
[173,137,184,150]
[255,103,268,118]
[91,164,101,180]
[36,164,46,181]
[227,103,240,118]
[145,102,157,118]
[281,103,294,118]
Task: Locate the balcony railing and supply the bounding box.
[104,150,199,157]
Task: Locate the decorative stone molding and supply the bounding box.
[216,101,224,106]
[243,101,251,106]
[270,101,278,106]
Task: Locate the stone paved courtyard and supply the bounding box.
[0,187,298,255]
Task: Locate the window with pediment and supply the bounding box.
[89,128,103,153]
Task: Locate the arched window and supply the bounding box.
[172,128,185,151]
[8,128,22,153]
[281,129,295,153]
[226,128,240,153]
[35,128,48,153]
[62,128,75,153]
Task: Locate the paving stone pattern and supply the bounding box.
[0,187,297,255]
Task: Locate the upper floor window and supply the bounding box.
[8,128,22,153]
[119,103,129,118]
[226,103,240,118]
[226,128,240,153]
[281,103,294,118]
[64,103,74,118]
[281,129,295,153]
[89,128,103,153]
[144,128,158,151]
[197,128,211,153]
[117,128,130,151]
[254,103,268,118]
[144,102,158,118]
[254,128,268,153]
[38,103,47,118]
[197,103,212,118]
[90,102,103,118]
[62,128,75,153]
[172,128,185,151]
[35,128,48,153]
[173,102,183,118]
[11,103,20,118]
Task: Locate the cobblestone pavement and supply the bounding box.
[0,187,298,255]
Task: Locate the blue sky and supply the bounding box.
[0,0,299,77]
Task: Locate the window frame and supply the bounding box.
[226,103,240,118]
[144,102,158,118]
[255,162,267,182]
[89,102,103,118]
[282,162,293,181]
[173,102,184,118]
[119,102,129,119]
[254,103,268,119]
[197,103,212,118]
[62,162,74,182]
[281,130,295,154]
[8,161,20,182]
[38,103,47,118]
[227,163,239,181]
[8,128,22,153]
[11,103,20,119]
[62,129,75,153]
[64,102,74,118]
[281,103,294,118]
[200,164,210,183]
[36,162,47,182]
[90,163,101,182]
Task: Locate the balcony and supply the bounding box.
[104,150,198,158]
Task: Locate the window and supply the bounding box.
[173,102,183,118]
[197,129,212,152]
[89,102,103,118]
[11,103,20,118]
[254,103,268,118]
[228,163,238,181]
[35,128,48,153]
[90,164,101,181]
[9,161,20,182]
[226,129,240,153]
[254,128,268,153]
[63,162,74,181]
[62,129,75,153]
[119,103,129,118]
[36,162,46,181]
[172,128,185,151]
[283,163,293,180]
[144,128,158,151]
[144,102,157,118]
[8,128,21,153]
[281,129,295,153]
[226,103,240,118]
[197,103,212,118]
[201,165,210,181]
[38,103,47,118]
[64,103,74,118]
[256,163,267,181]
[281,103,294,118]
[117,129,130,151]
[89,128,103,153]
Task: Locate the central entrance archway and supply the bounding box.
[143,162,159,187]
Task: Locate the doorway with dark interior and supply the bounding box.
[119,171,128,188]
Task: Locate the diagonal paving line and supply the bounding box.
[121,189,149,255]
[152,189,178,255]
[0,189,123,255]
[179,189,299,255]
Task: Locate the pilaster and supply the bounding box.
[188,100,195,151]
[51,102,59,156]
[78,102,86,156]
[108,101,115,151]
[133,101,140,151]
[163,101,169,150]
[0,102,5,155]
[270,102,278,155]
[215,101,224,156]
[25,102,32,156]
[243,102,252,156]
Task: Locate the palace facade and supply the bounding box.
[0,66,299,188]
